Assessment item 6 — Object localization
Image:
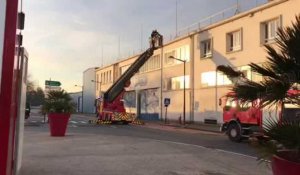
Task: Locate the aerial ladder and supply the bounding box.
[96,30,163,123]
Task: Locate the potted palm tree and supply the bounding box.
[217,15,300,175]
[42,90,75,136]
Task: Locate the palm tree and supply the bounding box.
[42,90,75,113]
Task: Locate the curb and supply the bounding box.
[152,122,221,133]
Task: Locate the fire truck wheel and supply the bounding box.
[227,123,242,142]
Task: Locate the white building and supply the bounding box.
[94,0,300,124]
[82,67,97,113]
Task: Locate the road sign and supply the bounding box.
[45,80,61,86]
[164,98,170,107]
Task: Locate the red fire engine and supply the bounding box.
[96,31,163,124]
[220,90,300,142]
[0,0,28,174]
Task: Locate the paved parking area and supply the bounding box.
[20,124,271,175]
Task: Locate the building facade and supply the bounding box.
[83,67,97,113]
[94,0,300,124]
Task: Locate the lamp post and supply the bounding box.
[169,56,186,125]
[75,85,84,113]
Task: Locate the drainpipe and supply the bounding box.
[215,67,218,112]
[190,35,195,122]
[160,46,164,121]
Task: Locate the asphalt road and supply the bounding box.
[20,112,271,175]
[26,112,258,157]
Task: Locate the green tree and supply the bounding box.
[26,77,45,106]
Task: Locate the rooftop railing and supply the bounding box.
[166,0,268,43]
[103,0,269,67]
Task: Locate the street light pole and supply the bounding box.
[75,85,84,113]
[183,60,186,125]
[169,56,186,125]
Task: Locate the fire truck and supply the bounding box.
[219,90,300,142]
[1,0,28,174]
[96,31,163,124]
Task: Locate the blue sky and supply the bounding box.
[23,0,266,92]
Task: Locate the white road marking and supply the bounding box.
[71,125,78,128]
[80,121,87,124]
[70,121,78,124]
[152,139,258,160]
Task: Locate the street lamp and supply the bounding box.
[91,80,102,96]
[169,56,186,125]
[75,84,84,113]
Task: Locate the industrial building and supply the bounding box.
[92,0,300,124]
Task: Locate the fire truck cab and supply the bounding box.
[220,91,300,142]
[219,92,262,142]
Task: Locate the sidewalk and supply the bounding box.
[79,113,221,133]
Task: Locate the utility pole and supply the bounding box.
[141,24,143,52]
[118,36,121,59]
[235,0,240,14]
[176,0,178,37]
[101,45,103,67]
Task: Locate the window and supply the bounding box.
[201,65,265,87]
[106,71,108,83]
[225,97,237,108]
[261,17,281,43]
[96,74,99,90]
[227,30,242,52]
[109,70,112,82]
[200,39,212,58]
[239,66,252,80]
[120,65,130,75]
[163,79,172,90]
[164,50,175,65]
[170,75,190,90]
[177,45,190,62]
[103,73,105,84]
[140,55,161,73]
[164,45,190,66]
[201,71,232,87]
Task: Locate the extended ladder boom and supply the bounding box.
[104,30,163,102]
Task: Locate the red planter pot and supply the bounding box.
[272,154,300,175]
[48,113,70,136]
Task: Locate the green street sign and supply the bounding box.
[45,80,61,86]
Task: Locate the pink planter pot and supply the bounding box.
[272,154,300,175]
[48,113,70,136]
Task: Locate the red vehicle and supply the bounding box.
[220,90,300,142]
[0,0,28,174]
[96,31,163,124]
